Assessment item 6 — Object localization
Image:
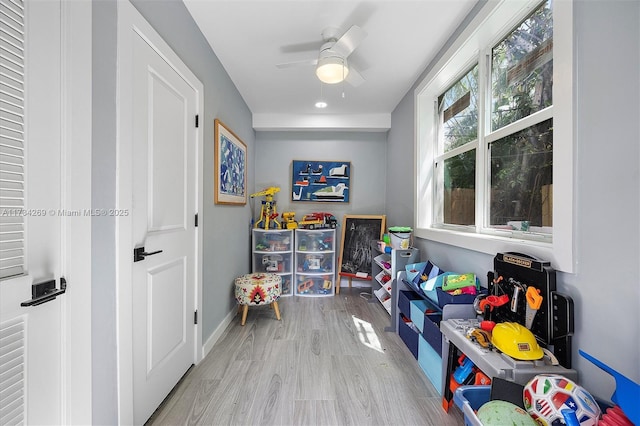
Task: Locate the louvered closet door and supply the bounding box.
[0,1,63,424]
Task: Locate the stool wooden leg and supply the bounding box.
[272,301,281,321]
[237,305,242,314]
[241,304,249,326]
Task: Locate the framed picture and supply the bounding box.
[291,160,350,203]
[338,214,386,279]
[214,119,247,205]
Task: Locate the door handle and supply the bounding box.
[133,246,163,262]
[21,278,67,307]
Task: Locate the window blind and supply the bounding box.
[0,0,25,280]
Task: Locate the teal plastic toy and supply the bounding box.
[579,349,639,425]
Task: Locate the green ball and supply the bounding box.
[477,400,537,426]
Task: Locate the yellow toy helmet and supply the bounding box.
[492,322,544,360]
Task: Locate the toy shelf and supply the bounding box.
[370,243,419,331]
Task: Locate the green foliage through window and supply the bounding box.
[433,0,554,234]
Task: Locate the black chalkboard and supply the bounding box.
[338,215,386,279]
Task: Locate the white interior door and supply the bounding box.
[131,31,198,425]
[0,0,63,424]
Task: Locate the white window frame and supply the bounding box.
[414,0,575,273]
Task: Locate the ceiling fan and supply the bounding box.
[276,25,367,86]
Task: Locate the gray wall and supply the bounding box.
[129,0,256,343]
[386,0,640,402]
[91,1,118,424]
[89,0,638,417]
[90,1,255,422]
[255,131,388,287]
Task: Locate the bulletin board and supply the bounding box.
[338,215,386,279]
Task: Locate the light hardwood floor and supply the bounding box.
[146,287,465,426]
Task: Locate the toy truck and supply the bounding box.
[298,212,337,230]
[281,211,298,229]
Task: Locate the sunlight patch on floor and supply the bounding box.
[352,315,384,353]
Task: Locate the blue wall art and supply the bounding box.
[214,119,247,205]
[291,160,350,203]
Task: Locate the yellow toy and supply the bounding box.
[281,211,298,229]
[251,187,281,229]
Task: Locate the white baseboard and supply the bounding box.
[336,277,371,288]
[201,308,237,359]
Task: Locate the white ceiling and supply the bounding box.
[183,0,478,131]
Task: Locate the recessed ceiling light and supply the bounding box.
[315,101,327,109]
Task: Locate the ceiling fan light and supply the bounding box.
[316,56,349,84]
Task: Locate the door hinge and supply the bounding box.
[194,310,198,324]
[195,213,198,227]
[195,114,199,128]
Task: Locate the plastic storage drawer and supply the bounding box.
[453,385,491,426]
[296,252,334,273]
[295,274,334,295]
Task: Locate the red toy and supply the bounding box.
[298,212,337,229]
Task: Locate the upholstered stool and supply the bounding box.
[234,273,282,326]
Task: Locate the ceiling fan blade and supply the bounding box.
[279,41,321,54]
[276,58,318,69]
[332,25,367,58]
[346,66,365,87]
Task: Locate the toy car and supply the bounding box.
[298,212,337,229]
[297,279,314,293]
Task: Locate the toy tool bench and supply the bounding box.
[441,252,577,412]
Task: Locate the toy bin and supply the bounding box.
[398,313,419,359]
[453,385,491,426]
[418,334,443,394]
[436,287,485,308]
[398,290,420,317]
[409,299,443,354]
[389,229,412,249]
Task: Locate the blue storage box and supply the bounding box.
[422,313,443,355]
[435,287,486,308]
[453,385,491,426]
[419,272,453,304]
[405,261,427,283]
[409,299,442,354]
[398,290,419,316]
[418,334,442,394]
[398,314,418,359]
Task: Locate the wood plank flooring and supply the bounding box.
[146,288,465,426]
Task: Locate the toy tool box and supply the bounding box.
[487,252,574,368]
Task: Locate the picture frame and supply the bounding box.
[214,119,247,205]
[338,214,386,279]
[291,160,350,203]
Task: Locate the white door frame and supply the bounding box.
[115,2,204,423]
[60,1,93,424]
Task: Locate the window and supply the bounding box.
[435,65,478,227]
[416,0,574,272]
